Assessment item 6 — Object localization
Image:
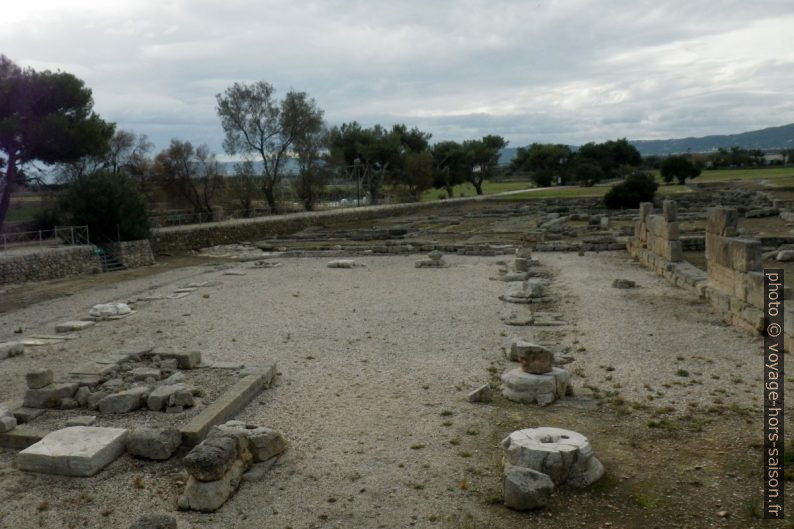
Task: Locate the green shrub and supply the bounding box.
[603,172,658,210]
[60,170,150,242]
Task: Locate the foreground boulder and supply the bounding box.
[126,427,182,460]
[502,464,554,510]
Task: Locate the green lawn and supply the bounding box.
[420,180,534,201]
[688,167,794,184]
[502,183,689,201]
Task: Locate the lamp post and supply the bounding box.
[354,157,361,207]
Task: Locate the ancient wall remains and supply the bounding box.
[0,245,102,285]
[628,200,794,350]
[105,240,155,268]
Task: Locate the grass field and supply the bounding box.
[419,180,533,201]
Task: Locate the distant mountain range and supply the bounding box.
[497,123,794,163]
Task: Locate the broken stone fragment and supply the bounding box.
[327,259,364,269]
[467,384,492,403]
[612,278,637,289]
[25,368,54,389]
[178,458,248,512]
[183,434,240,482]
[0,341,25,360]
[514,257,529,272]
[66,415,97,427]
[98,387,149,414]
[127,514,177,529]
[126,427,182,460]
[428,250,444,261]
[147,383,193,411]
[516,343,554,374]
[23,382,78,409]
[89,303,132,320]
[502,464,554,510]
[75,386,91,407]
[211,421,288,462]
[130,367,161,381]
[0,407,17,433]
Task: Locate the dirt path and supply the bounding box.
[0,252,791,529]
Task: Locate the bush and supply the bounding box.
[573,161,605,187]
[603,172,658,210]
[60,170,150,242]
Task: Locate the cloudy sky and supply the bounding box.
[3,0,794,155]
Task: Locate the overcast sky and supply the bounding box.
[3,0,794,156]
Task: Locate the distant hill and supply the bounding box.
[629,123,794,156]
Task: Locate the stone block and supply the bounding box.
[23,382,78,409]
[178,458,248,512]
[0,423,47,449]
[128,514,177,529]
[26,368,54,389]
[707,207,738,236]
[0,341,25,360]
[707,261,736,294]
[638,202,653,219]
[502,465,554,511]
[729,238,762,272]
[183,434,240,481]
[13,407,46,424]
[662,200,678,222]
[147,383,191,411]
[212,421,288,462]
[55,320,96,333]
[66,416,97,427]
[126,427,182,460]
[740,306,764,333]
[467,384,492,403]
[98,387,149,414]
[131,367,161,381]
[18,426,128,476]
[150,350,201,369]
[501,367,569,406]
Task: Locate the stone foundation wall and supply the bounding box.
[0,245,102,285]
[105,240,155,268]
[627,200,794,350]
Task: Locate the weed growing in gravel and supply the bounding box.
[440,410,453,416]
[675,369,689,377]
[410,443,426,450]
[485,495,503,505]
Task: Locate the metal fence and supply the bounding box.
[0,225,90,250]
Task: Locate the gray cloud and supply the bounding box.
[2,0,794,154]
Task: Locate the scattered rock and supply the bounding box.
[126,427,182,460]
[467,384,492,403]
[55,321,96,333]
[128,514,177,529]
[89,303,132,320]
[25,368,54,389]
[327,259,365,269]
[502,464,554,510]
[23,382,79,409]
[776,250,794,262]
[211,421,287,462]
[0,341,25,360]
[501,368,569,406]
[612,278,637,289]
[183,434,240,482]
[98,387,149,414]
[0,407,17,433]
[66,415,97,427]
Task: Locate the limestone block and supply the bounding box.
[514,258,529,272]
[776,250,794,262]
[98,387,149,414]
[740,306,764,333]
[23,382,78,409]
[467,384,492,403]
[147,384,192,411]
[131,367,161,381]
[501,427,604,487]
[662,200,678,222]
[638,202,653,219]
[126,427,182,460]
[515,343,553,374]
[211,421,288,462]
[0,341,25,360]
[18,426,128,477]
[0,407,17,433]
[55,320,95,333]
[26,368,54,389]
[183,434,240,482]
[707,261,736,294]
[150,350,201,369]
[415,258,449,268]
[327,259,364,269]
[707,207,738,236]
[66,416,97,427]
[178,458,247,512]
[502,464,554,510]
[729,238,762,272]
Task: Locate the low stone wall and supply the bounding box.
[627,201,794,351]
[105,240,155,268]
[0,245,102,285]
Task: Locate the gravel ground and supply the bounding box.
[0,252,788,529]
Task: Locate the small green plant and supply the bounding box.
[675,369,690,377]
[485,495,503,505]
[440,410,453,417]
[410,443,426,450]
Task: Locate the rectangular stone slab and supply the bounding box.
[180,373,268,447]
[0,424,48,450]
[55,321,96,333]
[18,426,128,476]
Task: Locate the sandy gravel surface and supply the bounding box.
[543,251,772,413]
[0,251,787,529]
